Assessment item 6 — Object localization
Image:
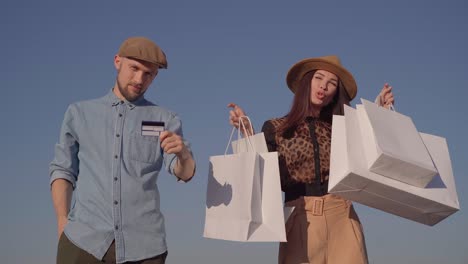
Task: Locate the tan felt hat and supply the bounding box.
[286,55,357,99]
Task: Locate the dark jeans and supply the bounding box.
[57,233,168,264]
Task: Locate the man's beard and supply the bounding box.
[117,79,142,102]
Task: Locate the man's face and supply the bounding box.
[114,56,159,102]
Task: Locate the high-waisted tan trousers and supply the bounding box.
[279,194,368,264]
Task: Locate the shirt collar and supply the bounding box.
[104,89,147,109]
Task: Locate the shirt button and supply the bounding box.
[115,225,119,230]
[119,113,123,117]
[116,134,120,137]
[120,100,124,104]
[114,201,118,205]
[114,177,118,181]
[114,155,118,159]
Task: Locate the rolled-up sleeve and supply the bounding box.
[49,105,80,188]
[163,114,195,179]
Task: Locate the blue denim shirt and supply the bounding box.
[50,90,192,263]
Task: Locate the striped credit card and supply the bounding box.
[141,121,165,136]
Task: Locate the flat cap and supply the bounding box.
[118,37,168,69]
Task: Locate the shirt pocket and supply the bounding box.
[126,132,162,164]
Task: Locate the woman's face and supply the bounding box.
[310,70,339,109]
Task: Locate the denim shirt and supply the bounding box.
[49,90,192,263]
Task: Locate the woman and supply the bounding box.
[228,55,394,264]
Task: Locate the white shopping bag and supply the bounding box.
[328,106,459,226]
[357,99,437,187]
[204,117,286,241]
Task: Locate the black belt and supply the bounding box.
[284,181,329,202]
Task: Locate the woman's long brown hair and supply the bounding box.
[278,70,352,137]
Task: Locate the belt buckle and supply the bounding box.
[312,199,324,216]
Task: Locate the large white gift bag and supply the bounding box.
[357,99,437,187]
[328,106,459,226]
[204,117,286,241]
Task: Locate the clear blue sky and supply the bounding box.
[2,0,467,263]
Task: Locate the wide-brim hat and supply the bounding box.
[118,37,168,69]
[286,55,357,99]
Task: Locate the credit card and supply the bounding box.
[141,121,165,136]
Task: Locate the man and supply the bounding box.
[50,37,196,264]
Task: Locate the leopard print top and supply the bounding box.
[262,117,332,189]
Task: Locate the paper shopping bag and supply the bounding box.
[356,99,438,187]
[232,132,268,153]
[204,151,262,241]
[231,132,286,242]
[231,116,268,154]
[328,106,459,226]
[204,118,286,242]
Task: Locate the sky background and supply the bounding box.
[1,0,468,263]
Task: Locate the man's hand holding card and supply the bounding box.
[160,131,190,159]
[160,130,195,182]
[141,120,195,181]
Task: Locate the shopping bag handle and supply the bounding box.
[224,116,255,155]
[238,116,254,137]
